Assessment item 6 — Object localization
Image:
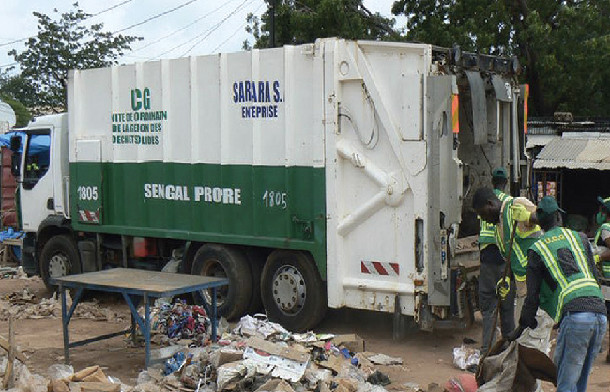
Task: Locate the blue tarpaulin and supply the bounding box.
[0,131,50,155]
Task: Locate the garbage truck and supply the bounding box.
[11,38,528,332]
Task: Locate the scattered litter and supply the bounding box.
[444,373,478,392]
[0,291,125,322]
[233,314,289,339]
[0,266,30,279]
[366,370,391,386]
[149,300,211,346]
[365,353,403,366]
[462,337,476,345]
[452,346,480,371]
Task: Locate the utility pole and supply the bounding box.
[269,0,276,48]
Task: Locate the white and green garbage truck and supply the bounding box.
[12,38,528,332]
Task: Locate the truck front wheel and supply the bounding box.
[39,235,81,290]
[261,250,327,332]
[191,244,252,321]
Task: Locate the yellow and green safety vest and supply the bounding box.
[495,197,540,278]
[594,222,610,278]
[532,227,604,321]
[479,190,510,249]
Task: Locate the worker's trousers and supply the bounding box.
[514,279,554,392]
[554,311,607,392]
[479,245,515,354]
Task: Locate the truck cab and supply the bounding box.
[13,114,72,280]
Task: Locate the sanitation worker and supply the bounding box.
[592,195,610,362]
[477,167,515,354]
[472,188,553,359]
[508,196,607,392]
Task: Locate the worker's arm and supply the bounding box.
[582,233,603,283]
[518,250,545,329]
[511,198,540,229]
[600,232,610,262]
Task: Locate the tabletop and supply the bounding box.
[51,268,228,297]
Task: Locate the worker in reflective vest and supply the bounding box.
[473,187,553,366]
[477,167,515,354]
[509,196,607,392]
[593,195,610,363]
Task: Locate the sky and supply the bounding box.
[0,0,406,73]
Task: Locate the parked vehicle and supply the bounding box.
[11,38,527,331]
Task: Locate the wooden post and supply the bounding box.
[2,316,15,389]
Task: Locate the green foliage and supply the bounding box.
[392,0,610,116]
[244,0,400,50]
[0,72,39,109]
[8,2,141,111]
[0,94,32,127]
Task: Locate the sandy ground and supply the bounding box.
[1,276,609,391]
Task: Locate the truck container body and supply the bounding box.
[15,39,526,331]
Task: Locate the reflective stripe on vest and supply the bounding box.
[532,227,604,321]
[496,198,528,275]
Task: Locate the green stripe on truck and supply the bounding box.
[70,162,327,278]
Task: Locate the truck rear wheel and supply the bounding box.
[40,235,81,290]
[191,244,252,321]
[261,250,327,332]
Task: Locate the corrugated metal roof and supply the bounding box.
[533,138,610,170]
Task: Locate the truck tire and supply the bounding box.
[245,248,265,315]
[261,250,327,332]
[39,235,81,290]
[191,244,252,321]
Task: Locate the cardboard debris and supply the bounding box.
[332,334,365,353]
[365,353,403,365]
[254,379,296,392]
[243,338,309,382]
[68,381,121,392]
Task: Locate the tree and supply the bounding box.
[0,72,39,110]
[0,95,32,127]
[391,0,610,116]
[244,0,400,50]
[8,3,141,112]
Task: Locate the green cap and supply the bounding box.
[537,196,565,219]
[492,167,508,179]
[597,196,610,211]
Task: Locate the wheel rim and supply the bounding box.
[48,252,70,278]
[199,258,228,307]
[272,265,306,316]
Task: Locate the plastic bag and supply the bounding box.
[452,345,480,371]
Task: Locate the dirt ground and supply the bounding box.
[1,276,609,391]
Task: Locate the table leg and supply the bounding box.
[60,285,70,364]
[144,294,150,368]
[211,287,218,342]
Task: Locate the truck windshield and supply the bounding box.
[22,131,51,190]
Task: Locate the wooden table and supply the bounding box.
[51,268,228,368]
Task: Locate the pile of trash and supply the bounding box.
[149,301,212,347]
[0,266,30,280]
[0,289,126,322]
[134,314,411,392]
[0,358,127,392]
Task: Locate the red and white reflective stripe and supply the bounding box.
[78,209,99,223]
[360,261,400,276]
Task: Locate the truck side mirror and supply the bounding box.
[10,152,21,177]
[9,135,21,151]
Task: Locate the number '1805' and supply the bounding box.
[77,186,99,201]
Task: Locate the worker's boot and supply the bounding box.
[606,349,610,363]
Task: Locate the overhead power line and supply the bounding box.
[114,0,201,34]
[211,2,265,53]
[92,0,135,17]
[150,0,252,60]
[129,0,240,54]
[0,0,136,48]
[180,0,255,57]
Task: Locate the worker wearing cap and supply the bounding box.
[472,187,553,359]
[593,196,610,362]
[477,167,515,354]
[509,196,606,392]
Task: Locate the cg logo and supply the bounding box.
[131,88,151,111]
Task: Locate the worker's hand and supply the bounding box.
[506,325,524,342]
[594,254,601,264]
[496,276,511,300]
[511,204,531,222]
